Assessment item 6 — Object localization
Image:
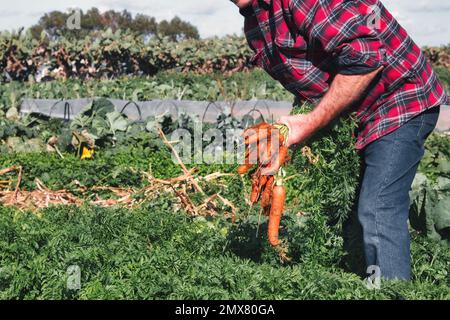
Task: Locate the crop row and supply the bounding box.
[1,29,449,82]
[2,67,450,117]
[0,70,292,114]
[0,30,253,82]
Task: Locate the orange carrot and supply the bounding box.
[245,127,272,146]
[237,163,253,175]
[256,139,267,163]
[242,122,271,138]
[261,176,274,208]
[260,129,284,164]
[259,175,268,192]
[250,180,260,204]
[249,168,261,204]
[238,148,256,173]
[268,181,285,246]
[262,146,288,176]
[260,138,273,165]
[245,138,270,164]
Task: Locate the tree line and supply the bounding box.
[28,8,200,41]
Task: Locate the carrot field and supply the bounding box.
[0,32,449,300]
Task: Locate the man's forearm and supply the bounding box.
[278,67,383,146]
[303,68,382,135]
[304,67,383,135]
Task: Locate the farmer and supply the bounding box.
[231,0,449,280]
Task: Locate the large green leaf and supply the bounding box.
[410,174,450,241]
[106,111,129,135]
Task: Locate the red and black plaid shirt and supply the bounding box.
[241,0,449,149]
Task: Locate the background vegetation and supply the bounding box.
[0,8,449,299]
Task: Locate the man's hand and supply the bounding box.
[277,67,384,147]
[277,113,315,148]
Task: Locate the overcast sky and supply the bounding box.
[0,0,449,46]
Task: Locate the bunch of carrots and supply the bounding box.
[237,122,290,246]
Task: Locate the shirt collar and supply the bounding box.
[240,0,271,17]
[257,0,272,10]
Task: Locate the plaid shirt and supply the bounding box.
[241,0,449,149]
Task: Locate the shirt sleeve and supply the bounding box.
[290,0,386,75]
[239,5,253,17]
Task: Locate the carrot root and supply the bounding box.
[268,182,285,247]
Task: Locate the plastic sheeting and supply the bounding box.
[20,98,293,123]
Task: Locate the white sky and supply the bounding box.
[0,0,449,46]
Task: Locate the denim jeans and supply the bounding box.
[358,106,441,280]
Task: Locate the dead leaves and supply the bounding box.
[0,165,237,221]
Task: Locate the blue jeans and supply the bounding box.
[358,106,440,280]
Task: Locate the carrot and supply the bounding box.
[259,175,268,192]
[244,148,250,159]
[279,131,285,146]
[250,179,260,204]
[261,146,288,176]
[260,137,277,165]
[260,129,285,164]
[263,204,271,217]
[268,179,285,246]
[250,169,261,204]
[243,134,270,166]
[242,122,271,138]
[259,138,271,164]
[261,176,274,208]
[239,147,256,168]
[245,127,272,146]
[256,139,267,162]
[237,163,253,175]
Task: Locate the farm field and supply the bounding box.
[0,68,449,300]
[0,29,450,300]
[0,133,449,299]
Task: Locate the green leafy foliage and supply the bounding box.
[410,174,450,241]
[409,132,450,241]
[287,102,360,226]
[0,70,290,114]
[0,32,253,82]
[28,9,198,41]
[435,67,450,91]
[419,132,450,180]
[0,69,448,299]
[0,203,449,299]
[1,29,447,83]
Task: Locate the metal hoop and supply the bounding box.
[202,101,223,123]
[154,100,180,122]
[63,101,73,122]
[48,99,64,119]
[120,100,143,121]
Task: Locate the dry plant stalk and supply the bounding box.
[158,127,205,195]
[0,166,238,221]
[301,146,319,164]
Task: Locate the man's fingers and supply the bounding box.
[244,129,271,145]
[244,127,282,146]
[261,146,288,176]
[241,122,272,138]
[237,163,254,175]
